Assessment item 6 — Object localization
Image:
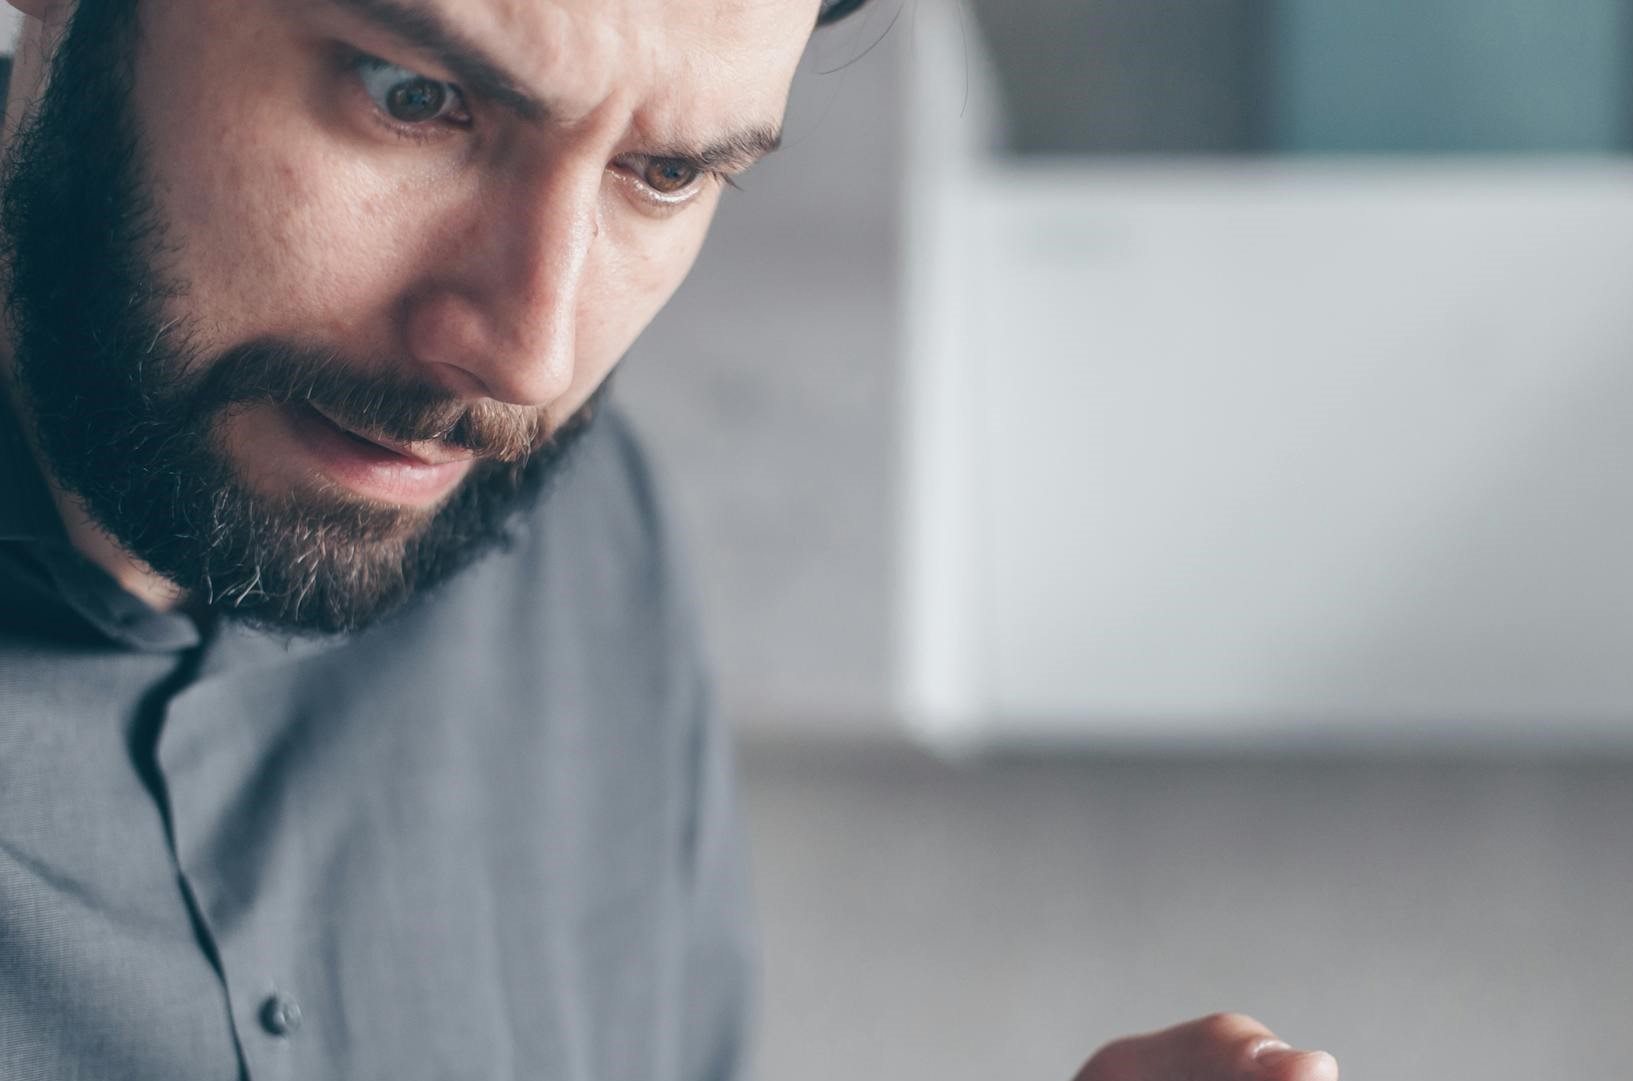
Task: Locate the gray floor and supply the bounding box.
[740,739,1633,1081]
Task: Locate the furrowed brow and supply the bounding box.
[317,0,785,171]
[319,0,549,121]
[663,126,784,173]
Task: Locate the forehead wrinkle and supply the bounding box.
[622,11,808,161]
[476,0,628,119]
[483,0,785,165]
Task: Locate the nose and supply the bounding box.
[404,163,600,407]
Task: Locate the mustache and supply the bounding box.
[185,338,550,463]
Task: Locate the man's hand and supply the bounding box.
[1073,1013,1339,1081]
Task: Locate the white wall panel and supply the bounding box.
[906,160,1633,747]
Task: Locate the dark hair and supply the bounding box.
[817,0,871,26]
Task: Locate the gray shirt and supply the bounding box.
[0,401,754,1081]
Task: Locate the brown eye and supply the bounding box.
[354,55,466,126]
[642,158,702,195]
[386,78,447,123]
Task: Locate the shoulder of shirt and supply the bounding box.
[506,393,691,598]
[587,398,669,535]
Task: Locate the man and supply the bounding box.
[0,0,1338,1077]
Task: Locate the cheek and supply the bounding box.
[129,8,433,343]
[580,206,713,360]
[156,143,436,342]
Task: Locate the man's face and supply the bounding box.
[1,0,816,632]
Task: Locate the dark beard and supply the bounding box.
[0,0,596,635]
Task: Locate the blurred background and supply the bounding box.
[614,1,1633,1079]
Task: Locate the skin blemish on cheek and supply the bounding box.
[273,159,310,201]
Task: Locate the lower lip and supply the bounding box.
[281,404,472,506]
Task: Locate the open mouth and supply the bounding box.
[303,404,473,467]
[305,405,406,456]
[279,402,476,506]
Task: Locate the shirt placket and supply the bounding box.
[155,668,325,1081]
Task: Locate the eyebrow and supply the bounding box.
[318,0,785,172]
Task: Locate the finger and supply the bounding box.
[1072,1013,1340,1081]
[1074,1012,1280,1081]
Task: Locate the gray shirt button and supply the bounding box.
[259,993,303,1037]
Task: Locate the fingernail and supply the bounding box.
[1252,1040,1292,1061]
[1257,1046,1338,1076]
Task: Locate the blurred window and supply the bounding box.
[968,0,1632,154]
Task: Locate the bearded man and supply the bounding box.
[0,1,1338,1078]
